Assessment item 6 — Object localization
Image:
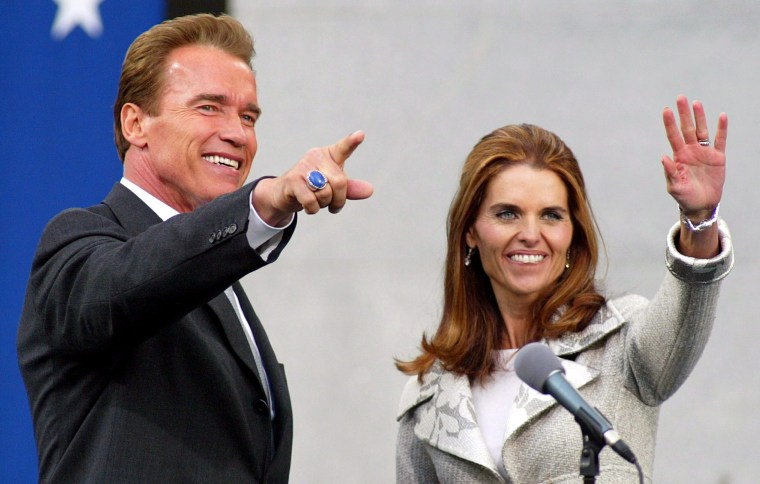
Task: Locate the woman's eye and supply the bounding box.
[497,210,516,220]
[543,211,563,221]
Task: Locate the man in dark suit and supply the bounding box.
[16,14,372,483]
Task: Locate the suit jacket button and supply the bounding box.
[228,223,237,234]
[216,229,223,240]
[255,398,269,414]
[209,233,217,243]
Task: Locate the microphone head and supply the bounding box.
[515,342,565,394]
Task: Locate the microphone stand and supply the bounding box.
[574,406,645,484]
[578,425,603,483]
[574,408,607,483]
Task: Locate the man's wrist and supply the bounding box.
[251,177,293,228]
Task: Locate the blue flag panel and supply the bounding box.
[0,1,164,481]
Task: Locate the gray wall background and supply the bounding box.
[231,1,758,482]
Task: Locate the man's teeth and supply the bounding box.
[203,155,239,170]
[510,254,544,264]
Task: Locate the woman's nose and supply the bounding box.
[517,218,540,244]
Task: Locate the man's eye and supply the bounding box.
[241,114,256,126]
[199,105,217,112]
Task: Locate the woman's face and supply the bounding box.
[466,164,574,306]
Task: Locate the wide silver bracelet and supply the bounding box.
[679,203,720,232]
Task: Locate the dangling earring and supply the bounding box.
[565,250,571,270]
[464,247,474,267]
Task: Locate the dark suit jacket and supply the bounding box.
[17,181,295,483]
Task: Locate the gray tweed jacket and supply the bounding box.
[397,221,733,483]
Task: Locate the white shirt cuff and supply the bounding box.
[247,190,294,260]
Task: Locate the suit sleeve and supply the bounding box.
[623,220,733,405]
[28,182,294,355]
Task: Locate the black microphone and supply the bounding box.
[514,342,637,464]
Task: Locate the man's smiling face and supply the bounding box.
[137,44,260,212]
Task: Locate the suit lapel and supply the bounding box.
[409,366,497,475]
[233,283,291,415]
[546,302,627,357]
[407,362,597,473]
[505,359,598,440]
[233,285,276,380]
[103,183,265,384]
[400,359,600,478]
[505,301,627,440]
[233,282,294,464]
[207,292,261,379]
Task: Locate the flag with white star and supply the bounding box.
[51,0,106,39]
[0,1,226,481]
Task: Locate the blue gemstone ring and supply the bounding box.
[306,170,329,191]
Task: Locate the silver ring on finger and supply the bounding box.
[306,170,329,191]
[698,138,710,147]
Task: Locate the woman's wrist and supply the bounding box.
[679,203,720,233]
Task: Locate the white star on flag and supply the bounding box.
[51,0,105,40]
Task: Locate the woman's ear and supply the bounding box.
[465,228,476,249]
[121,102,148,149]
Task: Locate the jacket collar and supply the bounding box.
[103,182,163,237]
[397,300,627,474]
[545,301,627,357]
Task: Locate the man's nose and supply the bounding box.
[220,115,248,147]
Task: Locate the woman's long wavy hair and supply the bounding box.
[396,124,606,382]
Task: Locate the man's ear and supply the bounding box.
[121,103,148,149]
